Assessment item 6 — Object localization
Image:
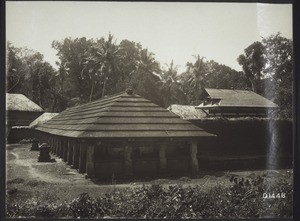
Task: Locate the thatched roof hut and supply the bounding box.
[6,93,44,127]
[35,89,215,179]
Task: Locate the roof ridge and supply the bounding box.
[62,91,126,113]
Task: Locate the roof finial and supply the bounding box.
[126,88,133,95]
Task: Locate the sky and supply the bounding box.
[6,2,292,73]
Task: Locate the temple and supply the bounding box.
[35,89,215,179]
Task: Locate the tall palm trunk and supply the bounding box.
[89,81,94,102]
[102,78,107,98]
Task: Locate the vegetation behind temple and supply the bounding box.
[6,33,293,118]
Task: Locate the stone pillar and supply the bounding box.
[43,134,47,144]
[59,139,63,158]
[79,142,87,173]
[56,138,60,156]
[190,140,199,175]
[52,137,56,154]
[40,133,44,143]
[48,137,51,152]
[31,138,39,151]
[52,137,55,153]
[67,140,73,165]
[63,139,68,162]
[72,142,80,169]
[57,138,61,156]
[50,137,54,153]
[159,142,167,173]
[124,143,133,177]
[54,137,58,155]
[47,136,51,146]
[86,144,95,178]
[38,143,51,162]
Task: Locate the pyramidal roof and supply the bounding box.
[36,90,214,138]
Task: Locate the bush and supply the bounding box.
[6,174,293,219]
[68,193,98,218]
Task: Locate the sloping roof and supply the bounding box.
[6,93,44,112]
[29,112,59,129]
[168,105,207,120]
[197,88,278,108]
[36,90,214,138]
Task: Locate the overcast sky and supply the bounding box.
[6,2,292,73]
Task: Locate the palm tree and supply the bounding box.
[129,48,163,104]
[185,55,208,104]
[55,61,69,99]
[129,49,161,81]
[82,34,120,101]
[160,60,186,107]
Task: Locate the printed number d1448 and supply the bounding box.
[263,193,286,199]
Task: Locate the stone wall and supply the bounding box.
[191,118,293,170]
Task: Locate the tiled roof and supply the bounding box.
[198,88,278,108]
[36,91,214,138]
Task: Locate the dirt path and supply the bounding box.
[9,151,67,184]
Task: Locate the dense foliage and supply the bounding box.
[6,174,293,219]
[238,33,293,118]
[6,43,62,112]
[6,33,293,117]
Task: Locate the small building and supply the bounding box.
[196,88,279,117]
[35,89,215,179]
[6,93,44,141]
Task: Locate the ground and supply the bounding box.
[6,143,292,204]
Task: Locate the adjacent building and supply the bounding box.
[196,88,279,117]
[6,93,44,140]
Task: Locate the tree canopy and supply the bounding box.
[6,33,293,118]
[237,33,293,118]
